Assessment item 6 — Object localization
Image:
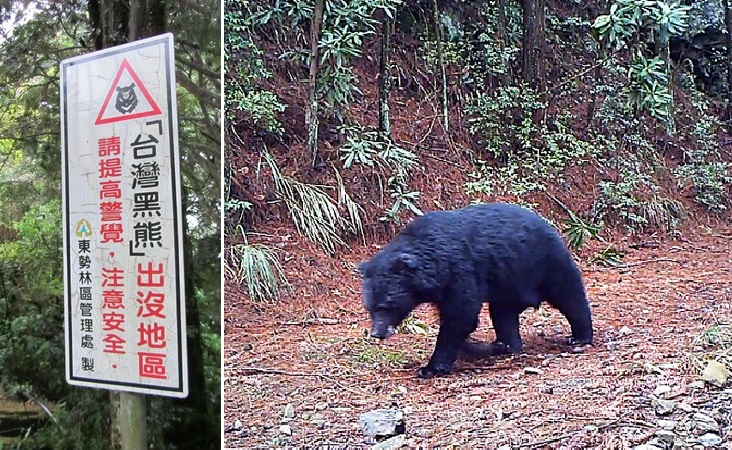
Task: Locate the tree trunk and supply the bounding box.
[521,0,546,90]
[432,0,449,132]
[308,0,325,167]
[587,47,603,126]
[379,14,391,136]
[522,0,546,127]
[726,0,732,128]
[497,0,511,86]
[129,0,166,40]
[88,0,129,50]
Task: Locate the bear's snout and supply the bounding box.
[370,324,395,339]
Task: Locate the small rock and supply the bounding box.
[657,419,677,430]
[654,429,674,446]
[653,399,676,416]
[643,362,663,374]
[283,403,295,419]
[692,412,719,434]
[584,425,598,433]
[688,380,705,390]
[279,424,292,436]
[234,420,242,430]
[619,326,633,336]
[371,434,406,450]
[301,412,311,421]
[315,402,328,411]
[311,419,326,429]
[606,342,619,351]
[524,367,544,375]
[697,432,722,447]
[469,395,481,401]
[633,445,663,450]
[702,360,729,387]
[676,402,693,413]
[653,385,671,397]
[359,409,405,438]
[538,385,554,394]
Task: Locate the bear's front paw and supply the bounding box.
[488,340,516,355]
[416,363,453,379]
[567,336,593,346]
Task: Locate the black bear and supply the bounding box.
[359,203,593,378]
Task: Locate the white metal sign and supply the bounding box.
[61,33,188,398]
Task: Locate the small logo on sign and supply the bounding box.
[75,219,93,237]
[115,83,139,114]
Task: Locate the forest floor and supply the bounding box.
[224,220,732,449]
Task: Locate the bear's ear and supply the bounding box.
[395,252,419,270]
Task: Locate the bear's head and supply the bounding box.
[358,252,429,339]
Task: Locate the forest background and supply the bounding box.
[226,0,732,447]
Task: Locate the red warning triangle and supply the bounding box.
[94,59,162,125]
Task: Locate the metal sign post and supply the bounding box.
[60,33,188,448]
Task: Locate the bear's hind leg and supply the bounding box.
[543,270,593,346]
[487,301,524,354]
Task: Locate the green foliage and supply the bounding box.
[460,0,522,86]
[355,346,407,367]
[563,213,602,252]
[0,1,221,447]
[396,315,431,336]
[627,53,673,122]
[263,151,364,254]
[465,85,592,198]
[592,0,691,50]
[314,0,402,110]
[593,245,626,267]
[670,93,731,211]
[0,200,63,300]
[593,0,690,126]
[226,242,289,303]
[225,1,286,134]
[247,0,402,113]
[596,155,684,231]
[339,125,422,223]
[381,186,423,224]
[20,390,109,450]
[674,113,731,211]
[675,159,731,211]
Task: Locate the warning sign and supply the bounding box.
[60,34,188,398]
[94,59,163,125]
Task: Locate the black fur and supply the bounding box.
[359,203,593,378]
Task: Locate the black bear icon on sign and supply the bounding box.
[115,83,138,114]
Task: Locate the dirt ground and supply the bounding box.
[224,222,732,449]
